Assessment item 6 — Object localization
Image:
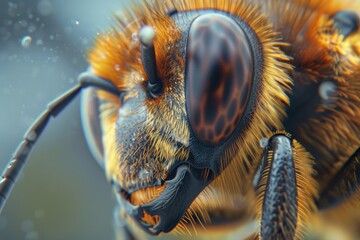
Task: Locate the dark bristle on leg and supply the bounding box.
[0,73,120,213]
[259,135,298,239]
[255,133,316,240]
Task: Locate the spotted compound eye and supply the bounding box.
[185,13,254,145]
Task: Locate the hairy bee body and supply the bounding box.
[81,0,360,239]
[2,0,360,239]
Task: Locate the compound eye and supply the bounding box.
[185,13,254,145]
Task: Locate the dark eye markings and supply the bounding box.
[185,13,254,145]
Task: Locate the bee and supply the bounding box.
[1,0,360,239]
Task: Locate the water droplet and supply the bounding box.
[114,64,121,71]
[259,137,269,148]
[319,81,337,100]
[21,36,32,48]
[132,32,138,41]
[139,170,151,179]
[26,130,37,142]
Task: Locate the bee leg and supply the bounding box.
[254,133,317,239]
[316,146,360,210]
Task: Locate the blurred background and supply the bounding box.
[0,0,128,239]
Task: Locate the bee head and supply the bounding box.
[87,0,292,235]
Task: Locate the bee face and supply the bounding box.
[112,75,190,196]
[88,1,291,234]
[114,11,259,192]
[88,12,187,188]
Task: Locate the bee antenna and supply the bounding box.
[78,72,121,96]
[0,73,120,213]
[139,26,162,97]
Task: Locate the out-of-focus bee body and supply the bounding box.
[1,0,360,239]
